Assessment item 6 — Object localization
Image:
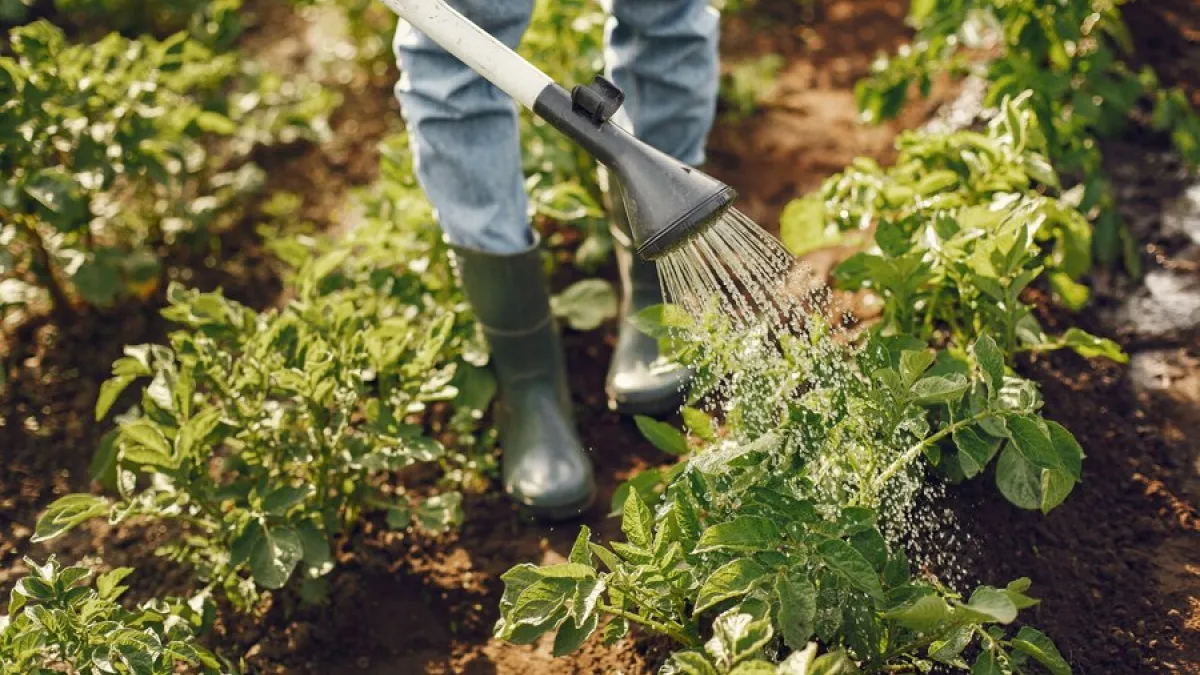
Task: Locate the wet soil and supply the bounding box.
[3,1,1200,674]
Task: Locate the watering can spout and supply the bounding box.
[533,80,737,260]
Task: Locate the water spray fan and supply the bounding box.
[379,0,738,260]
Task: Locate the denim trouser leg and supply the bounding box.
[393,0,536,254]
[392,0,720,254]
[603,0,720,167]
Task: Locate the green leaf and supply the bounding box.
[621,491,653,549]
[552,610,598,656]
[1046,421,1084,477]
[971,336,1006,395]
[71,260,123,307]
[506,577,573,639]
[24,168,86,228]
[963,586,1018,623]
[569,526,593,565]
[710,602,774,666]
[666,651,720,675]
[96,567,133,600]
[695,517,781,553]
[230,520,265,567]
[780,194,839,256]
[249,526,304,590]
[1007,415,1058,468]
[1061,328,1126,363]
[953,427,997,479]
[995,443,1040,510]
[262,485,311,516]
[119,419,176,468]
[537,563,595,579]
[910,374,970,405]
[695,559,767,615]
[885,594,950,632]
[96,376,136,420]
[729,662,779,675]
[774,569,817,649]
[899,350,936,387]
[929,624,974,663]
[1012,627,1070,675]
[175,408,222,459]
[682,406,717,441]
[1047,272,1089,312]
[195,111,238,135]
[416,492,463,534]
[635,415,690,456]
[815,539,884,600]
[569,576,604,625]
[33,494,109,542]
[971,650,1003,675]
[387,502,412,530]
[296,521,334,579]
[551,279,618,331]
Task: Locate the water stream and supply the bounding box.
[652,207,967,581]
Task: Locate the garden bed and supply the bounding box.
[2,1,1198,673]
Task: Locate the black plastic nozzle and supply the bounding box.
[533,78,737,260]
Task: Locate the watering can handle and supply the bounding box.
[378,0,555,111]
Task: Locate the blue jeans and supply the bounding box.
[393,0,721,253]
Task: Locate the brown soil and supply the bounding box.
[3,1,1200,675]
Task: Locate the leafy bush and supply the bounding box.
[498,491,1068,674]
[496,304,1078,671]
[33,201,491,609]
[0,556,226,674]
[781,93,1124,363]
[0,21,336,318]
[855,0,1200,274]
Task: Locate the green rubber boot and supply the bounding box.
[450,236,595,521]
[604,177,693,416]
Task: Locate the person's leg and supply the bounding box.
[392,0,534,253]
[602,0,720,166]
[600,0,720,415]
[393,1,594,519]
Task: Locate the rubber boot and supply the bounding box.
[604,177,693,416]
[449,235,595,521]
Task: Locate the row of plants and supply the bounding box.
[3,1,627,668]
[484,3,1200,668]
[0,5,336,323]
[487,3,1200,669]
[7,0,1191,672]
[494,264,1081,674]
[854,0,1200,276]
[780,92,1125,363]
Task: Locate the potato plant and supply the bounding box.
[0,21,335,319]
[497,309,1078,671]
[782,94,1124,363]
[33,206,491,610]
[855,0,1200,274]
[498,491,1069,675]
[0,556,227,674]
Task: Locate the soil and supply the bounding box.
[2,1,1200,674]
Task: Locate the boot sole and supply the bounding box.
[608,390,686,418]
[524,488,596,523]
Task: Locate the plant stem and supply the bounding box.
[10,213,73,317]
[597,603,699,648]
[863,411,990,504]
